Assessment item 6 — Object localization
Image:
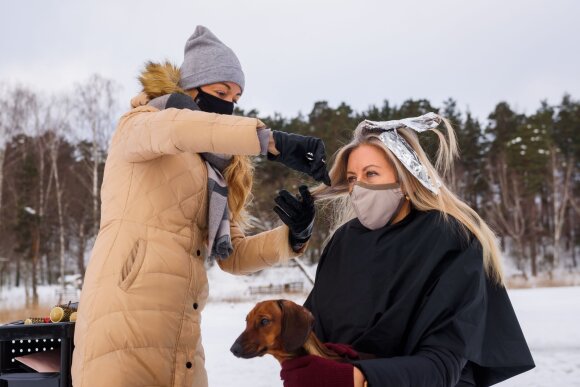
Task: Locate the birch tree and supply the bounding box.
[484,102,529,274]
[46,96,73,292]
[551,95,580,269]
[0,84,7,221]
[74,75,119,236]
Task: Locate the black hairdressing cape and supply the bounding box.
[304,208,534,386]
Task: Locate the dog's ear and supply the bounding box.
[278,300,314,352]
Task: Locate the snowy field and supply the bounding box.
[1,266,579,386]
[202,268,580,387]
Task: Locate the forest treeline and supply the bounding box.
[0,75,578,304]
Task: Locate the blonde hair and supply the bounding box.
[224,155,254,227]
[312,115,504,285]
[138,61,254,227]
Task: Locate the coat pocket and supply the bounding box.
[119,239,147,291]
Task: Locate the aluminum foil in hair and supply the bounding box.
[359,112,442,195]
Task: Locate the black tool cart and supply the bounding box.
[0,322,74,387]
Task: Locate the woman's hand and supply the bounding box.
[324,343,359,359]
[130,92,150,108]
[280,355,356,387]
[324,343,366,386]
[268,130,331,185]
[274,185,315,252]
[354,367,367,387]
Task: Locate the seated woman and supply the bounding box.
[280,113,535,387]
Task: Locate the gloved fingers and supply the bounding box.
[298,185,314,206]
[298,189,316,216]
[280,354,317,371]
[324,343,359,359]
[310,162,330,184]
[274,199,299,220]
[273,206,294,226]
[312,139,327,163]
[277,190,304,212]
[274,196,300,219]
[309,142,328,176]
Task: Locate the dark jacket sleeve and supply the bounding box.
[354,348,467,387]
[352,238,484,387]
[304,231,336,312]
[354,238,533,387]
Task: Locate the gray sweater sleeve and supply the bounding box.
[353,348,467,387]
[257,128,271,155]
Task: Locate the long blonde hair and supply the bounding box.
[138,61,254,226]
[312,115,504,285]
[223,155,254,227]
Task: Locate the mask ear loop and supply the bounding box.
[394,172,410,201]
[194,87,203,105]
[386,192,408,226]
[385,174,408,226]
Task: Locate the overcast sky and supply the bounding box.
[1,0,579,123]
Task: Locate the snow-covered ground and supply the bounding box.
[494,286,580,387]
[1,265,579,386]
[202,268,580,387]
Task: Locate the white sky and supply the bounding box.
[1,0,579,122]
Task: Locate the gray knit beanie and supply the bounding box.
[179,25,245,92]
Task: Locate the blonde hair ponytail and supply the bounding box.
[224,155,254,228]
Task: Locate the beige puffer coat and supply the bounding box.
[71,88,301,386]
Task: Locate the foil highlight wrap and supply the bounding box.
[359,113,442,195]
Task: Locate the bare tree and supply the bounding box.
[28,91,45,306]
[74,75,119,236]
[550,147,574,269]
[46,96,73,292]
[0,83,7,220]
[486,155,529,275]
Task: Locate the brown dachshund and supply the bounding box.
[230,299,343,363]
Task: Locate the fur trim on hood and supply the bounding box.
[138,61,184,99]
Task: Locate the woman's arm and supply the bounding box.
[353,347,466,387]
[119,106,262,162]
[217,222,307,275]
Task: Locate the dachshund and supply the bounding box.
[230,299,343,363]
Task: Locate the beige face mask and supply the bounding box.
[350,181,405,230]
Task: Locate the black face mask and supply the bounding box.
[194,88,235,115]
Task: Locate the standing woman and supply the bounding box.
[72,26,327,387]
[280,114,535,386]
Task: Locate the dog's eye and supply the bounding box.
[260,318,270,326]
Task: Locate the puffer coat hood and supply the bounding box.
[139,61,185,99]
[72,63,301,387]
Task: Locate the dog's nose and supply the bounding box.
[230,341,243,357]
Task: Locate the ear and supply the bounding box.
[278,300,314,352]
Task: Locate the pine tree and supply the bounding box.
[484,102,529,274]
[457,111,486,211]
[512,102,552,275]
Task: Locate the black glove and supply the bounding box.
[268,131,331,186]
[274,185,315,252]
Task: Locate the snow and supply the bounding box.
[1,266,579,386]
[203,302,281,387]
[202,269,580,387]
[205,262,314,303]
[495,287,580,387]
